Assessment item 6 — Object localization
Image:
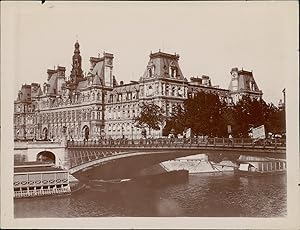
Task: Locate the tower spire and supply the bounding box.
[69,40,83,86]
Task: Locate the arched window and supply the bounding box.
[148,68,152,77]
[147,62,155,77]
[82,126,89,141]
[173,69,177,78]
[165,84,169,95]
[172,86,176,96]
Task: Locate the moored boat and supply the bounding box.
[160,154,238,174]
[14,162,71,198]
[236,160,286,176]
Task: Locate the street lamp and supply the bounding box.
[282,88,286,108]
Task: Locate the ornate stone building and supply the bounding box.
[14,41,263,141]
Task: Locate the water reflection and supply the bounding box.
[15,172,286,218]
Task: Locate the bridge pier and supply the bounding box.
[14,141,71,170]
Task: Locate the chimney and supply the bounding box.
[57,66,66,77]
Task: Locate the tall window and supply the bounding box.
[148,64,154,77]
[172,86,176,96]
[169,62,177,78]
[148,68,152,77]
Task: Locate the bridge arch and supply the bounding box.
[37,151,56,164]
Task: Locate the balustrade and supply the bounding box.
[14,186,71,198]
[67,137,285,149]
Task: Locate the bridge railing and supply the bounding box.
[67,137,286,149]
[68,137,286,168]
[69,148,126,168]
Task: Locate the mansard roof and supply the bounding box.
[90,61,104,79]
[92,74,102,86]
[238,70,253,76]
[149,51,179,60]
[228,67,262,94]
[47,72,58,94]
[140,50,185,81]
[35,86,43,97]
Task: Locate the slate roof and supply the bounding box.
[47,73,58,94]
[92,74,102,85]
[91,61,104,78]
[141,51,185,81]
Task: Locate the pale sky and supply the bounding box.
[3,1,299,104]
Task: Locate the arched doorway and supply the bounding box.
[37,151,55,164]
[82,125,89,141]
[42,127,48,140]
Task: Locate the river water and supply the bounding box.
[14,172,286,218]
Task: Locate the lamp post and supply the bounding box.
[282,88,286,109]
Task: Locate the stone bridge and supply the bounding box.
[14,138,286,180]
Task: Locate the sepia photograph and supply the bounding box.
[1,1,299,229]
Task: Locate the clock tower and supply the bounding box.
[228,67,263,104]
[230,68,239,92]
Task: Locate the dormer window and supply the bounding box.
[148,68,152,77]
[146,60,155,78]
[43,83,48,94]
[169,61,177,78]
[147,65,155,78]
[173,69,177,77]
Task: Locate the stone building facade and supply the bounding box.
[14,41,262,141]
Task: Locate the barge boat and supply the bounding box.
[14,162,71,198]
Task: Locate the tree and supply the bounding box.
[134,102,165,136]
[232,96,285,137]
[163,104,186,136]
[265,103,285,135]
[158,91,286,139]
[183,91,226,137]
[164,91,227,137]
